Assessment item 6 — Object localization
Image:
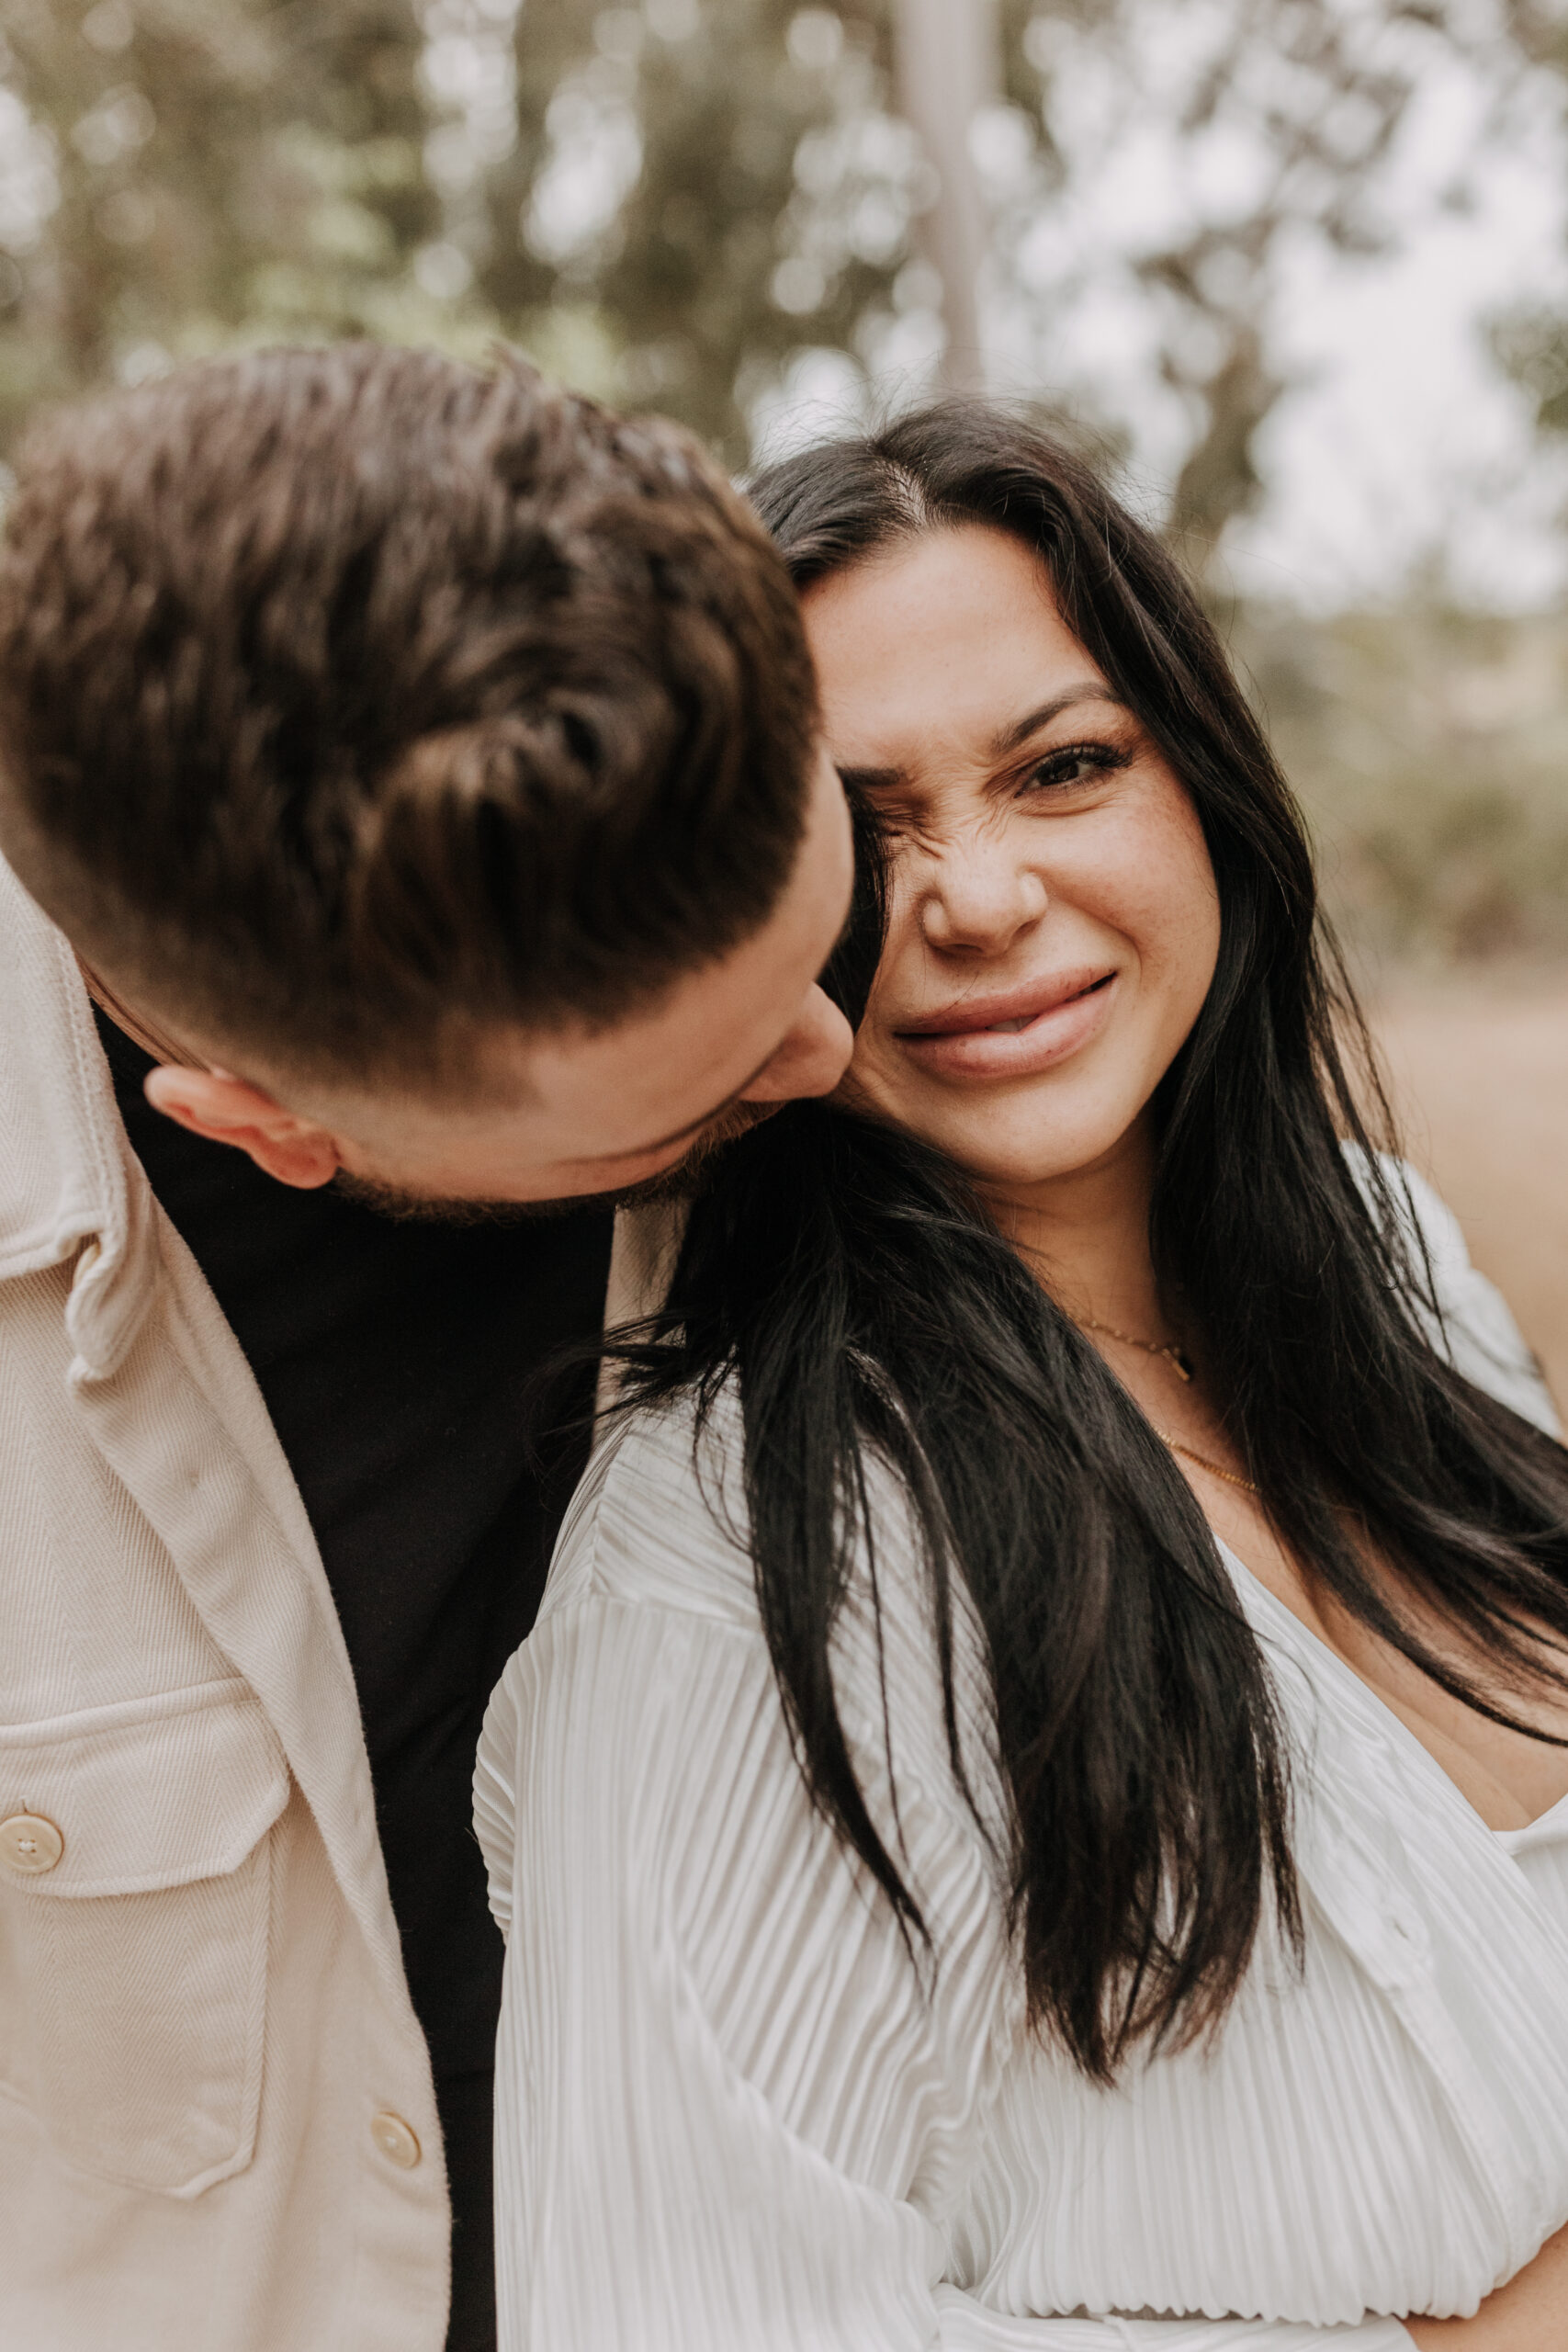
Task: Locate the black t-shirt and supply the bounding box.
[96,1010,613,2352]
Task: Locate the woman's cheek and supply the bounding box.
[1099,802,1220,1010]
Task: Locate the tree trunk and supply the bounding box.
[893,0,999,394]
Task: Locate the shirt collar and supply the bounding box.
[0,851,159,1374]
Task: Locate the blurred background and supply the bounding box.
[2,0,1567,1389]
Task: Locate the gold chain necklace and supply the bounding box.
[1075,1316,1258,1493]
[1150,1429,1259,1495]
[1077,1314,1194,1385]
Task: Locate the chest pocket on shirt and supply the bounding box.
[0,1677,289,2197]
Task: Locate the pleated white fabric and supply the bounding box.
[476,1165,1568,2352]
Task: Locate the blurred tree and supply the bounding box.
[1490,301,1568,435]
[485,0,938,460]
[486,0,1523,550]
[1489,0,1568,438]
[0,0,442,446]
[0,0,1558,582]
[1010,0,1472,580]
[891,0,999,392]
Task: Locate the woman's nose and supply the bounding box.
[919,842,1048,956]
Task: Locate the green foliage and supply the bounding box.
[484,2,1058,459]
[0,0,941,462]
[1492,305,1568,437]
[485,0,913,459]
[0,0,444,445]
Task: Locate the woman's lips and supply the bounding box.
[893,970,1119,1080]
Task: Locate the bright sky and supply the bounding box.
[1014,4,1568,611]
[1228,71,1568,609]
[763,5,1568,613]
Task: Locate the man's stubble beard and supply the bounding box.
[330,1098,774,1226]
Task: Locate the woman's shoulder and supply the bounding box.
[535,1379,766,1635]
[476,1372,1006,1946]
[492,1369,999,1798]
[475,1384,761,1939]
[538,1374,951,1641]
[1344,1144,1560,1436]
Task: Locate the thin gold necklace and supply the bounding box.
[1077,1314,1194,1385]
[1151,1429,1259,1496]
[1075,1314,1257,1492]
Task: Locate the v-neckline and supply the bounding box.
[1495,1781,1568,1854]
[1214,1532,1568,1841]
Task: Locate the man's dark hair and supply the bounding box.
[0,344,817,1090]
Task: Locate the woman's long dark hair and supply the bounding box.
[614,403,1568,2081]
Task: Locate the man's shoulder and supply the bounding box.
[0,854,128,1287]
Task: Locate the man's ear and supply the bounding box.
[141,1065,344,1190]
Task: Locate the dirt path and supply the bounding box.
[1371,985,1568,1411]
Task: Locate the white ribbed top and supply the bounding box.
[476,1167,1568,2351]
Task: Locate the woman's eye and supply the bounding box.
[1024,742,1126,794]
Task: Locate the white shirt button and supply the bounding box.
[0,1813,64,1876]
[370,2110,421,2169]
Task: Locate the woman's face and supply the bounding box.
[801,524,1222,1196]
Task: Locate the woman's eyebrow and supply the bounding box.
[991,683,1122,757]
[836,684,1125,793]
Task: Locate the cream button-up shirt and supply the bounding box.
[0,849,645,2351]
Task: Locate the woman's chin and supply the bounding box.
[898,1123,1129,1198]
[841,1035,1166,1199]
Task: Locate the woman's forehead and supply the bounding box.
[802,527,1112,775]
